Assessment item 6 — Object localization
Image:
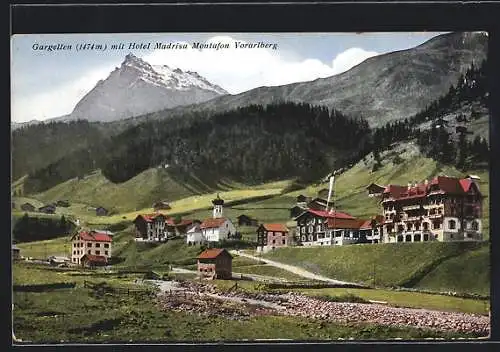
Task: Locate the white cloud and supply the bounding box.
[12,66,113,122]
[331,47,379,74]
[12,35,379,122]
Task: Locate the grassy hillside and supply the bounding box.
[413,244,490,295]
[262,241,489,294]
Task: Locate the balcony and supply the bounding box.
[402,205,421,211]
[407,216,421,221]
[428,213,443,219]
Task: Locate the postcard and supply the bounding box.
[11,31,490,343]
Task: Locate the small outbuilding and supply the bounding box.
[237,214,258,226]
[12,245,21,260]
[20,203,36,212]
[197,248,233,280]
[366,183,386,197]
[95,207,109,216]
[81,254,108,268]
[38,204,56,214]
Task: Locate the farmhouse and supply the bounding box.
[366,183,386,197]
[20,203,35,212]
[134,214,168,241]
[358,215,385,244]
[199,195,237,243]
[12,245,21,260]
[380,175,484,243]
[71,230,112,265]
[237,214,258,226]
[294,209,368,246]
[153,201,171,211]
[256,223,289,253]
[166,218,197,238]
[197,248,233,280]
[186,222,204,245]
[38,204,56,214]
[95,206,109,216]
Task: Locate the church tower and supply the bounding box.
[212,193,224,218]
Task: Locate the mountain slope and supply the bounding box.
[137,31,488,128]
[69,53,228,122]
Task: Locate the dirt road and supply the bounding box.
[230,250,359,286]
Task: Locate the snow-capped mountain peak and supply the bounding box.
[68,53,229,122]
[119,53,227,94]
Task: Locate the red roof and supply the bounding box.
[82,254,107,263]
[262,223,289,232]
[327,218,364,230]
[198,248,232,259]
[382,176,481,201]
[200,218,228,229]
[78,231,112,242]
[306,209,355,219]
[135,213,166,222]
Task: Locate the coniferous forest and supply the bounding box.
[14,59,489,195]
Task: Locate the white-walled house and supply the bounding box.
[71,230,113,266]
[186,223,205,245]
[200,218,237,243]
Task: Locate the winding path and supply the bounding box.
[229,250,360,286]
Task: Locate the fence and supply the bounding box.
[83,280,155,297]
[13,282,76,292]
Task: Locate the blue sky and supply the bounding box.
[11,32,447,123]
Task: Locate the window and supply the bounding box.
[405,235,412,242]
[317,225,322,232]
[423,234,429,241]
[301,227,305,234]
[423,223,429,231]
[414,234,421,242]
[105,251,109,255]
[88,250,91,254]
[87,242,91,247]
[73,243,76,247]
[301,235,306,242]
[96,251,100,255]
[472,221,479,231]
[448,220,456,230]
[73,250,76,255]
[397,235,403,242]
[308,235,313,242]
[95,243,100,248]
[308,226,313,233]
[282,239,286,245]
[272,239,275,244]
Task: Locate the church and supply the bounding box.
[190,194,237,244]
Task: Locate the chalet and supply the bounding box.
[296,194,310,206]
[12,245,20,260]
[317,188,331,200]
[38,204,56,214]
[197,248,233,280]
[199,195,237,243]
[133,214,168,241]
[256,223,289,253]
[165,218,197,238]
[358,215,385,244]
[95,207,109,216]
[56,200,70,207]
[20,203,35,212]
[366,183,386,197]
[294,209,366,246]
[380,175,484,243]
[237,214,258,226]
[153,201,171,211]
[71,230,112,266]
[307,198,332,211]
[186,222,204,245]
[81,254,108,268]
[290,205,307,219]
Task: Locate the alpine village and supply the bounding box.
[11,32,491,342]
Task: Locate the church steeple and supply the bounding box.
[212,193,224,218]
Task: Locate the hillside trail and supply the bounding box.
[229,250,359,286]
